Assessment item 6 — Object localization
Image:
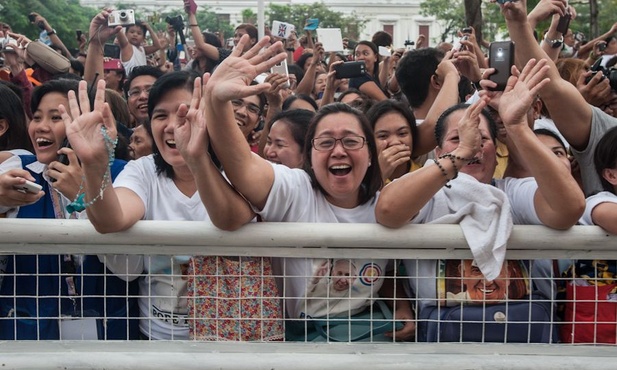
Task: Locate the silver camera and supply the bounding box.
[108,9,136,27]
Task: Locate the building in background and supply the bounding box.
[80,0,443,48]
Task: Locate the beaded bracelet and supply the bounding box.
[66,127,117,213]
[433,158,454,189]
[440,154,459,181]
[439,152,480,165]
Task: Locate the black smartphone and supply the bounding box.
[334,61,366,79]
[104,43,121,59]
[50,138,70,183]
[28,14,36,23]
[556,12,571,35]
[489,41,515,91]
[76,30,82,42]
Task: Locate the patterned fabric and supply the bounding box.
[187,256,284,341]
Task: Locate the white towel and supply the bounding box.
[425,172,512,281]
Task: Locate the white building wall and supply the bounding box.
[79,0,444,48]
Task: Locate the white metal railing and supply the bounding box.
[1,219,617,369]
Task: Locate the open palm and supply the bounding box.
[62,79,117,169]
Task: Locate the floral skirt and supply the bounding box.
[187,256,284,341]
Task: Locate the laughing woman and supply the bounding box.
[201,35,415,341]
[62,72,283,341]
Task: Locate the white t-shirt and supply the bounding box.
[261,164,387,319]
[580,191,617,225]
[406,177,552,312]
[113,155,209,340]
[121,44,147,76]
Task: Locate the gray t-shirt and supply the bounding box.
[571,106,617,196]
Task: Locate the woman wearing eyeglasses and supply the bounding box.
[199,35,415,342]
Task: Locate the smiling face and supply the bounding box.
[149,88,192,168]
[232,95,261,140]
[436,110,496,184]
[264,120,303,168]
[127,75,157,125]
[374,112,413,154]
[29,92,69,165]
[310,112,371,208]
[461,260,510,302]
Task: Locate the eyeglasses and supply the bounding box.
[231,99,261,115]
[127,86,153,98]
[312,135,366,151]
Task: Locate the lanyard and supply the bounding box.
[50,187,80,302]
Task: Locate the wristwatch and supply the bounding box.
[545,35,563,49]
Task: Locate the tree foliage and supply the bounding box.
[266,2,366,40]
[0,0,98,49]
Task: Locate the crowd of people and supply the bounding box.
[0,0,616,344]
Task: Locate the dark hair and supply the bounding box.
[396,47,444,108]
[282,94,318,111]
[70,59,84,77]
[0,84,32,152]
[302,103,382,205]
[31,79,93,114]
[287,63,305,85]
[534,128,566,151]
[355,40,380,80]
[267,109,314,152]
[202,31,222,48]
[366,100,418,151]
[335,88,374,113]
[371,31,392,48]
[295,53,313,70]
[235,24,258,42]
[125,21,147,36]
[146,70,200,179]
[434,103,497,147]
[123,65,165,99]
[106,89,131,128]
[593,125,617,193]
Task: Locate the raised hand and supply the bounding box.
[89,8,122,45]
[61,79,117,170]
[174,74,211,167]
[454,96,489,159]
[206,34,286,103]
[493,58,550,128]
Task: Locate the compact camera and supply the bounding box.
[108,9,136,27]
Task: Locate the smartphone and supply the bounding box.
[334,61,366,79]
[462,27,472,34]
[556,11,571,35]
[271,59,290,88]
[76,30,82,42]
[489,41,515,91]
[50,138,71,183]
[453,35,469,52]
[28,14,36,23]
[104,44,121,59]
[14,179,42,194]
